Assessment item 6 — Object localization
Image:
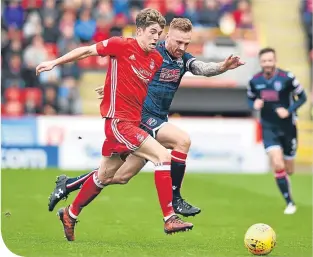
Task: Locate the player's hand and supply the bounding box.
[95,86,104,99]
[35,61,56,76]
[253,99,264,110]
[276,107,289,119]
[221,55,245,71]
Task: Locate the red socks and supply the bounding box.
[69,171,104,218]
[154,162,175,219]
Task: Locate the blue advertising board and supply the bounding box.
[2,146,59,169]
[1,117,38,146]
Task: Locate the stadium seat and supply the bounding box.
[78,56,97,69]
[94,56,109,70]
[45,43,59,57]
[4,100,24,116]
[21,0,43,9]
[4,87,24,103]
[24,87,42,106]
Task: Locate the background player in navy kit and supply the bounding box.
[247,47,307,215]
[48,18,244,216]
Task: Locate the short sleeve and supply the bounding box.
[96,37,124,57]
[183,52,197,71]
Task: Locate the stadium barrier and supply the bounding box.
[1,116,269,173]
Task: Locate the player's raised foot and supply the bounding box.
[57,206,77,241]
[284,202,297,215]
[164,215,193,234]
[48,175,70,212]
[172,197,201,217]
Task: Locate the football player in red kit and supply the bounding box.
[36,9,193,241]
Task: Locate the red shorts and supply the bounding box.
[102,118,149,157]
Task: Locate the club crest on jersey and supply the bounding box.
[146,117,157,126]
[176,58,183,68]
[136,133,145,143]
[274,81,282,91]
[150,59,155,70]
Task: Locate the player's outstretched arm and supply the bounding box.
[36,44,99,75]
[189,55,245,77]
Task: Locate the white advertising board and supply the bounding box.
[37,116,269,173]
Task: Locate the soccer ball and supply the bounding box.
[244,223,276,256]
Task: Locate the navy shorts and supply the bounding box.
[262,125,297,159]
[140,112,168,138]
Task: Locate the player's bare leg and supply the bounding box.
[267,147,296,214]
[110,154,146,184]
[133,136,193,234]
[49,155,144,211]
[156,123,201,217]
[284,158,295,175]
[58,155,124,241]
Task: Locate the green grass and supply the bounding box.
[1,169,312,257]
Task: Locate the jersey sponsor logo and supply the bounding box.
[146,117,157,126]
[139,68,152,77]
[274,81,282,91]
[260,90,279,101]
[150,59,155,70]
[159,68,180,82]
[131,65,151,84]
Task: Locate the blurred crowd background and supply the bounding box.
[1,0,312,118]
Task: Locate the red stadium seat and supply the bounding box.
[23,88,42,106]
[94,56,109,69]
[21,0,43,9]
[45,43,59,56]
[1,104,5,116]
[78,56,97,69]
[4,87,24,103]
[4,101,24,117]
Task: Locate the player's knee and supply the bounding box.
[175,134,191,152]
[97,170,114,185]
[272,159,285,171]
[156,150,171,164]
[99,176,114,185]
[285,162,295,175]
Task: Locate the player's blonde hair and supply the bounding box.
[136,8,166,30]
[169,18,193,32]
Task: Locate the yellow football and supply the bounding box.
[244,223,276,255]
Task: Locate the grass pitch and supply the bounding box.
[1,169,312,257]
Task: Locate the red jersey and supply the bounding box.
[96,37,163,121]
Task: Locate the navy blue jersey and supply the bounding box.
[142,41,196,119]
[247,69,304,128]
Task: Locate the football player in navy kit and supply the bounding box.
[248,47,307,214]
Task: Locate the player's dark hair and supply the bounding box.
[135,8,166,30]
[170,18,193,32]
[258,47,276,57]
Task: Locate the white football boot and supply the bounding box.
[284,202,297,215]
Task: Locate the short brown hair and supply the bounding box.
[136,8,166,30]
[259,47,276,57]
[169,18,193,32]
